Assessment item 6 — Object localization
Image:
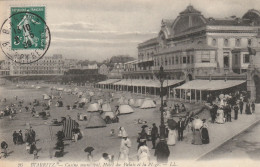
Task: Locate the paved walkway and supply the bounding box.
[130,103,260,162]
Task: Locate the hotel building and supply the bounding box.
[98,5,260,102]
[1,54,65,76]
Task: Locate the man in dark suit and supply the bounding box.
[233,103,239,120]
[239,100,244,114]
[151,123,158,149]
[226,104,232,122]
[177,117,185,141]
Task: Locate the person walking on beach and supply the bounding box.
[154,137,170,163]
[234,103,239,120]
[226,104,232,122]
[245,102,251,115]
[12,131,18,145]
[29,127,36,143]
[239,99,244,114]
[137,142,150,162]
[251,102,255,113]
[137,126,148,150]
[17,130,24,144]
[151,123,158,149]
[1,141,8,158]
[119,133,131,161]
[84,147,94,162]
[177,117,185,141]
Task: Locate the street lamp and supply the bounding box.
[156,65,167,138]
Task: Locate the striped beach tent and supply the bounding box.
[62,118,79,140]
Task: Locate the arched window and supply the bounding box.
[224,38,229,46]
[212,38,217,46]
[235,38,241,47]
[248,39,252,46]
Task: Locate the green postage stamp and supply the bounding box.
[11,6,46,49]
[0,6,50,64]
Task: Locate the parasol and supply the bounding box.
[167,119,177,130]
[219,94,224,99]
[192,118,203,130]
[84,147,94,153]
[141,125,148,129]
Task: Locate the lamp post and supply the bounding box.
[156,66,167,138]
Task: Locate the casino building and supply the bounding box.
[123,5,260,81]
[98,5,260,102]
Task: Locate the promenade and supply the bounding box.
[138,104,260,162]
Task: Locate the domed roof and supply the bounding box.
[242,9,260,25]
[172,6,206,35]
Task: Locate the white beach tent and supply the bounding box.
[140,98,156,109]
[129,98,135,106]
[101,103,115,119]
[118,104,134,114]
[79,98,88,103]
[57,87,64,91]
[123,99,129,105]
[43,94,50,100]
[134,99,144,107]
[86,103,106,128]
[117,97,125,105]
[102,103,112,112]
[87,103,101,112]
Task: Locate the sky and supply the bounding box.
[0,0,260,61]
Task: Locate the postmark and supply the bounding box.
[0,6,51,64]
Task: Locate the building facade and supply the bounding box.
[123,6,260,82]
[2,54,65,76]
[63,59,80,71]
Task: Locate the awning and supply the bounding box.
[113,79,183,88]
[98,79,121,85]
[175,80,246,91]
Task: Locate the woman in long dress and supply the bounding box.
[215,108,225,124]
[201,122,209,144]
[192,129,202,145]
[167,129,177,146]
[137,143,150,162]
[245,102,251,115]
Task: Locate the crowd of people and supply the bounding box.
[0,84,258,163]
[209,92,255,124]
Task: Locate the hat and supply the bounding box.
[141,125,148,129]
[102,153,109,158]
[122,132,128,138]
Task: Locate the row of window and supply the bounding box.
[211,38,252,47]
[138,51,155,60]
[13,71,63,74]
[154,51,211,66]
